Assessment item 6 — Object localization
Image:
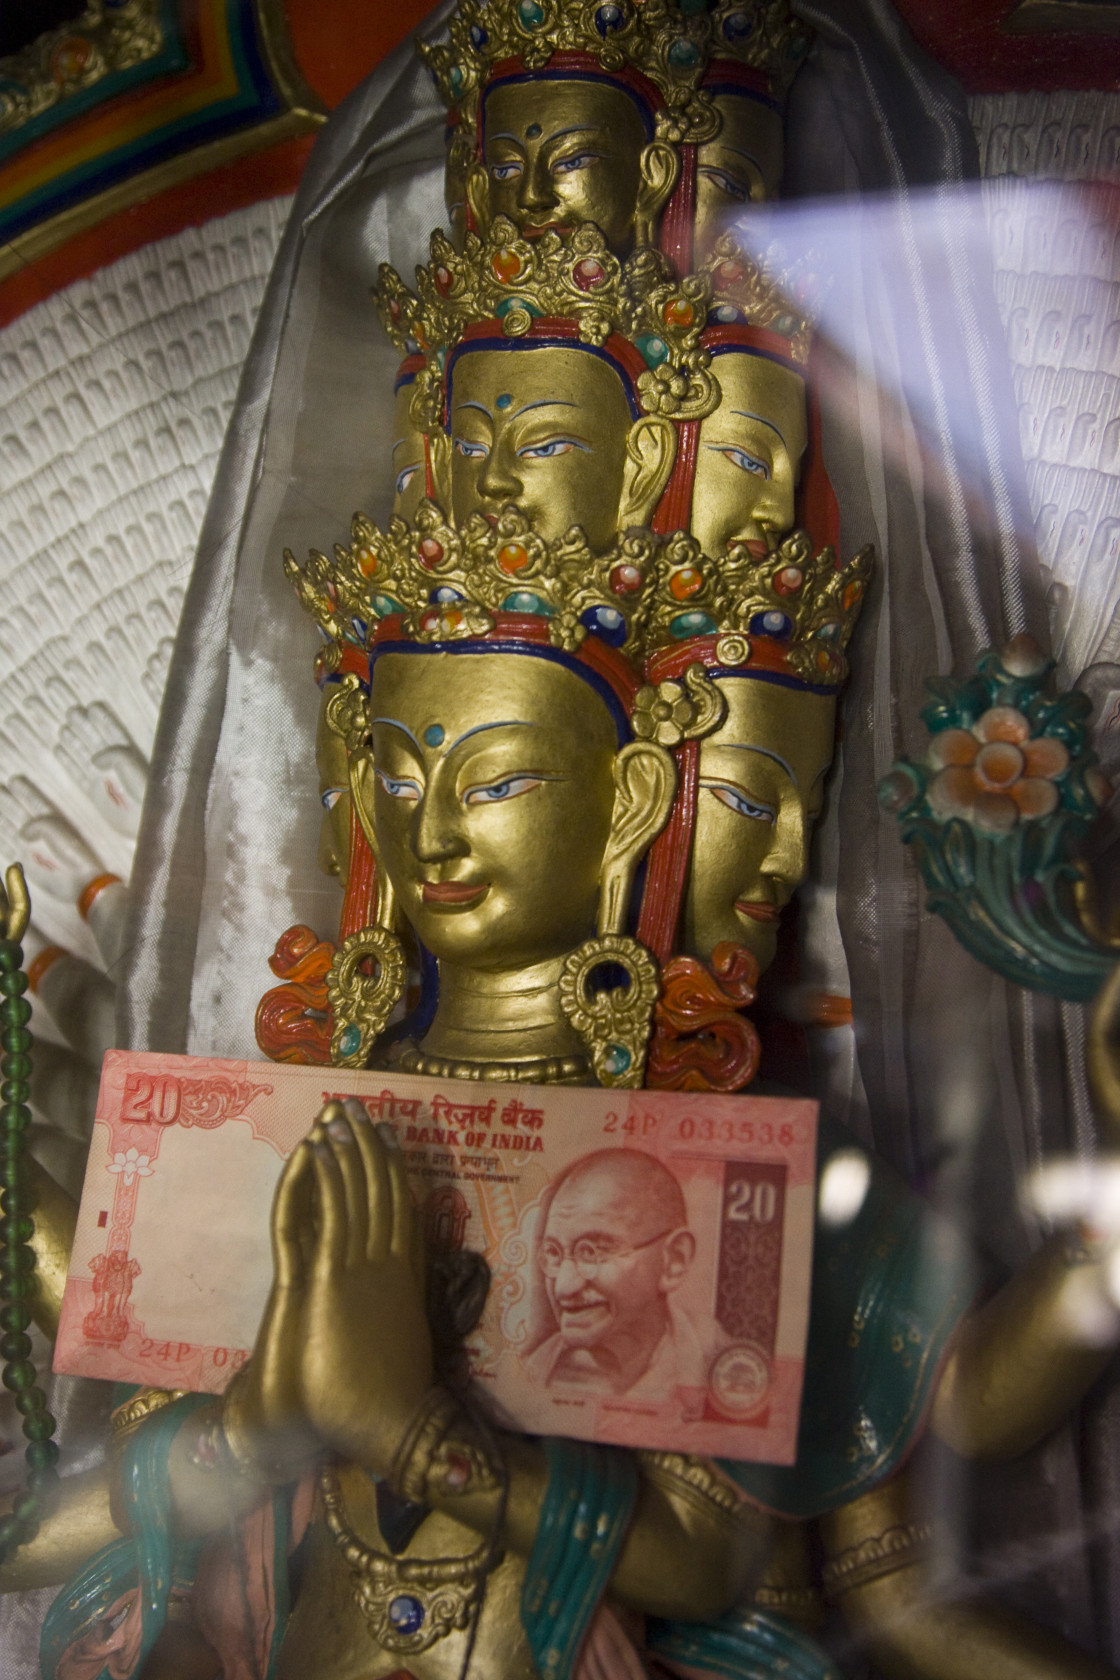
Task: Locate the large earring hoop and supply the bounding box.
[558,935,660,1089]
[327,925,407,1068]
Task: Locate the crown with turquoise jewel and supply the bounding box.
[286,501,870,696]
[286,501,664,664]
[640,526,872,690]
[374,218,717,420]
[700,233,818,363]
[419,0,809,132]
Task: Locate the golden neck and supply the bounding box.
[419,953,586,1068]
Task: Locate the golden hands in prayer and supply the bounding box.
[232,1098,432,1480]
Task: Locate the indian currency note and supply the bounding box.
[55,1049,818,1465]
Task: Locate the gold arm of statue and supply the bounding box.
[929,1230,1116,1461]
[822,1471,1119,1679]
[26,1156,77,1341]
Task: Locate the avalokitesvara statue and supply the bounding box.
[2,2,1119,1677]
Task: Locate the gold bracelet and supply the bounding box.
[219,1368,313,1486]
[389,1389,501,1506]
[821,1520,934,1599]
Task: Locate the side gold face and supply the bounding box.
[695,91,785,260]
[391,381,427,522]
[691,350,807,556]
[446,344,674,549]
[316,684,353,887]
[478,78,675,253]
[684,676,836,973]
[362,651,620,972]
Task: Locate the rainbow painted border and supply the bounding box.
[0,0,323,278]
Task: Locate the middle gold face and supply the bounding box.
[691,350,807,556]
[684,675,836,974]
[366,650,620,972]
[447,344,635,547]
[391,380,427,522]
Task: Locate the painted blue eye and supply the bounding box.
[395,464,419,497]
[376,771,421,801]
[490,161,522,182]
[454,437,488,459]
[700,166,750,203]
[720,446,770,478]
[518,438,588,459]
[320,788,346,811]
[464,775,543,806]
[701,780,775,823]
[553,152,599,175]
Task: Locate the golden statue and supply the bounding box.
[3,5,1119,1679]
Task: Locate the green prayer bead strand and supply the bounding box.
[0,934,59,1567]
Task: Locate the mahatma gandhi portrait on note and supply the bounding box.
[521,1148,720,1398]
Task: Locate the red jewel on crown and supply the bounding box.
[573,257,607,291]
[435,266,453,295]
[714,259,744,289]
[610,563,642,594]
[772,566,803,596]
[662,296,695,330]
[418,538,445,568]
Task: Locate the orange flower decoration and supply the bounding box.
[926,706,1069,834]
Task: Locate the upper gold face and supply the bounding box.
[447,344,636,548]
[316,685,352,888]
[683,676,835,974]
[480,78,654,253]
[391,381,427,522]
[365,651,620,972]
[695,91,785,260]
[691,350,807,556]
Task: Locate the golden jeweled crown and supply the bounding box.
[286,503,870,692]
[374,218,717,419]
[701,233,816,363]
[419,0,811,130]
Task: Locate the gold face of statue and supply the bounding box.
[365,651,620,972]
[448,345,647,549]
[695,92,784,259]
[480,78,654,252]
[316,685,352,888]
[691,350,807,556]
[391,381,426,522]
[684,677,835,973]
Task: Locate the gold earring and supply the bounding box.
[558,935,660,1089]
[327,925,407,1068]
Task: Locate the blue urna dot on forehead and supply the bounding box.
[496,392,513,409]
[424,724,446,747]
[526,122,542,138]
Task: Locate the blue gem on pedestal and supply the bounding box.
[667,38,700,68]
[338,1024,362,1058]
[580,604,627,647]
[518,0,545,27]
[636,333,669,367]
[594,3,625,36]
[603,1044,631,1076]
[429,586,464,604]
[388,1595,425,1635]
[751,609,793,638]
[469,23,488,48]
[722,11,754,41]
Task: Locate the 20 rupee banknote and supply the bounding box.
[55,1050,817,1464]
